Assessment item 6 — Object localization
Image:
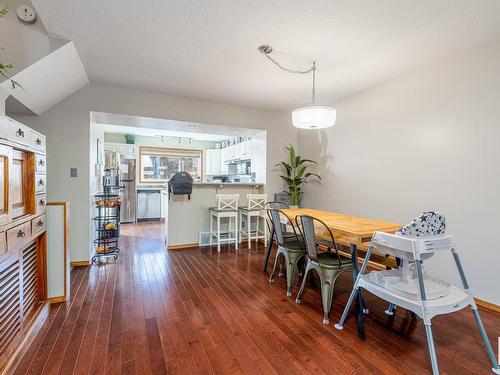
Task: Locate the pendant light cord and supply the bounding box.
[261,51,315,75]
[259,46,317,104]
[312,61,316,104]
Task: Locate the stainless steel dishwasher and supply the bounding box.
[136,189,161,220]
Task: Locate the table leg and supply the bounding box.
[350,243,366,340]
[262,227,275,272]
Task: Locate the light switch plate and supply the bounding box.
[70,168,78,177]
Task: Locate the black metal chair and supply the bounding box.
[295,214,353,324]
[268,209,306,297]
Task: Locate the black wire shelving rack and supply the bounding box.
[92,192,121,264]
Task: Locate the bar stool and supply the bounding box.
[209,194,239,252]
[238,194,267,249]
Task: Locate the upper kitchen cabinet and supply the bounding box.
[204,148,221,175]
[240,140,251,159]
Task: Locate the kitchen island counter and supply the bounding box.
[165,183,265,249]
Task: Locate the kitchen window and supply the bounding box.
[139,146,202,183]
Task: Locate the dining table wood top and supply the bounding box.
[281,208,402,248]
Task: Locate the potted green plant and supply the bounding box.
[124,134,135,144]
[276,144,321,208]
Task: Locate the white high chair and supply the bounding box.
[335,211,500,375]
[238,194,268,249]
[209,194,239,252]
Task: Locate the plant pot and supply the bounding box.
[289,205,299,209]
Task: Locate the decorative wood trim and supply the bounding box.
[2,302,49,375]
[167,242,199,250]
[47,296,66,304]
[475,298,500,313]
[47,202,70,302]
[71,260,90,267]
[37,232,48,300]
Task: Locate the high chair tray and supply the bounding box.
[359,274,473,320]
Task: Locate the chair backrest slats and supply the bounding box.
[270,209,302,248]
[216,194,239,210]
[296,214,343,266]
[297,215,318,260]
[246,194,267,210]
[264,201,290,233]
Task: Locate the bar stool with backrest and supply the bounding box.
[295,215,353,324]
[209,194,239,252]
[268,209,306,297]
[239,194,268,249]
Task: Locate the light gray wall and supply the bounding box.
[11,82,294,263]
[299,38,500,304]
[0,0,63,78]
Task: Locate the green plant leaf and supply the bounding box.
[276,161,292,176]
[297,158,318,166]
[288,144,296,167]
[296,166,307,179]
[304,172,322,180]
[279,175,294,186]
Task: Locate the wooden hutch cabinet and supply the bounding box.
[0,116,47,371]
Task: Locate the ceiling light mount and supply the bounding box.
[258,45,273,55]
[258,44,336,129]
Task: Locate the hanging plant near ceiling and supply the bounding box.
[0,7,22,89]
[276,144,321,207]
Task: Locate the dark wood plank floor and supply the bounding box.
[14,222,499,374]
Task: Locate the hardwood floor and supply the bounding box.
[14,222,499,374]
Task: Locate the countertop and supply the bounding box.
[137,182,264,190]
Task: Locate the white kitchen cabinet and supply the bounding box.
[204,148,221,175]
[220,147,229,174]
[215,140,254,175]
[240,140,251,159]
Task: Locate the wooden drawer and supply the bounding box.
[6,121,31,148]
[30,131,46,152]
[35,173,46,193]
[35,194,47,214]
[31,214,46,237]
[3,117,46,151]
[6,221,31,252]
[35,154,46,173]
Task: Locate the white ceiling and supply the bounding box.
[33,0,500,110]
[92,112,263,141]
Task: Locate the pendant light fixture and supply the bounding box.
[259,45,336,129]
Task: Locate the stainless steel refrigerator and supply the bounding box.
[120,158,136,223]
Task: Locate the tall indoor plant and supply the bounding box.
[276,144,321,207]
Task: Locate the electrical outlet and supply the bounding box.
[70,168,78,177]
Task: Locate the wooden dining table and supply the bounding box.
[262,208,401,339]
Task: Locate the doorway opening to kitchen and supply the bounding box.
[90,112,267,253]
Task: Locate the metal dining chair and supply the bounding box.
[295,214,353,324]
[262,201,296,272]
[268,209,306,297]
